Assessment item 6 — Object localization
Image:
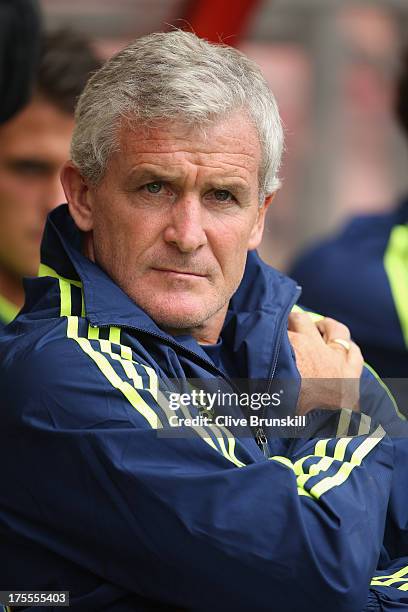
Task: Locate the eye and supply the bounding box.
[145,182,163,194]
[213,189,234,202]
[7,160,51,177]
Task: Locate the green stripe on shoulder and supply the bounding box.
[0,293,18,324]
[383,224,408,348]
[39,263,85,317]
[364,361,405,420]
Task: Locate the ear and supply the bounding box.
[247,192,276,250]
[60,161,94,232]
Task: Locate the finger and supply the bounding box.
[287,330,302,347]
[346,341,364,371]
[325,339,363,377]
[316,317,351,344]
[326,338,351,353]
[288,311,322,338]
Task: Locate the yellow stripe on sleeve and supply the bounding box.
[333,437,353,461]
[213,421,246,468]
[67,316,161,430]
[270,426,384,501]
[357,413,371,436]
[336,408,352,437]
[98,338,145,389]
[314,438,329,456]
[371,565,408,589]
[207,422,245,468]
[309,426,385,499]
[269,455,313,498]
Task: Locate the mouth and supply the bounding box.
[152,268,207,279]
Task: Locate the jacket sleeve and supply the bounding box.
[359,363,407,434]
[363,561,408,611]
[366,433,408,612]
[322,367,408,612]
[0,328,395,612]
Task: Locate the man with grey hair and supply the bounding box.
[0,30,406,612]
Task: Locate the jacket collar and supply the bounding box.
[41,204,299,337]
[396,196,408,225]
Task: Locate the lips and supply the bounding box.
[153,268,206,278]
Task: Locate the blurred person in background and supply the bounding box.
[0,0,41,124]
[289,45,408,381]
[0,28,101,328]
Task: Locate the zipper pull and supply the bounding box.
[256,427,270,458]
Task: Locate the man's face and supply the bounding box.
[0,97,74,277]
[69,113,272,340]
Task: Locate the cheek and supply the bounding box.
[91,203,158,273]
[92,216,119,266]
[209,224,252,281]
[0,192,36,233]
[0,173,34,210]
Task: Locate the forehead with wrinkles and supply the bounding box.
[105,113,261,187]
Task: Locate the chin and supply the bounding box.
[139,295,212,330]
[14,261,39,279]
[149,306,208,330]
[132,287,229,333]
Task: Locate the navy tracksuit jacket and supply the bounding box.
[1,205,408,611]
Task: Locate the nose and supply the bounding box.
[163,196,207,253]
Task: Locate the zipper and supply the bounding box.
[92,284,301,459]
[255,427,270,456]
[256,285,302,458]
[93,322,244,452]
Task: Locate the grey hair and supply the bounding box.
[71,30,284,198]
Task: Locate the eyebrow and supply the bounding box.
[125,168,180,186]
[5,159,55,173]
[124,167,250,194]
[207,179,249,194]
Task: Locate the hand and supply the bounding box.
[288,312,363,415]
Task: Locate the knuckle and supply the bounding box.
[326,318,351,338]
[338,323,351,338]
[350,340,363,356]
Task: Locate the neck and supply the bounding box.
[0,265,25,308]
[164,305,227,345]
